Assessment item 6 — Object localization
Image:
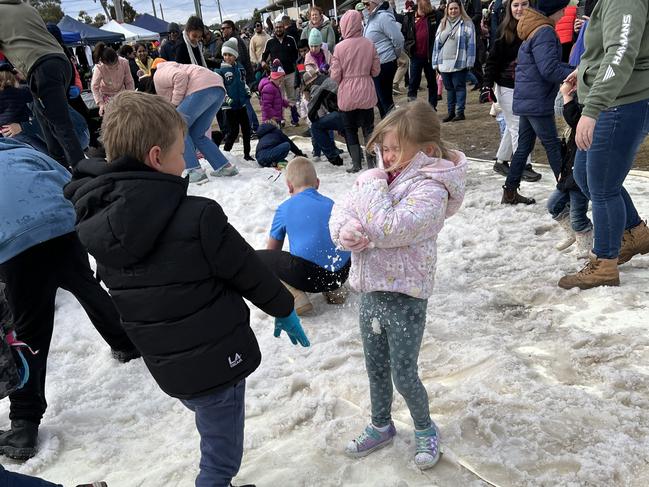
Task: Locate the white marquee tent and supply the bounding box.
[100,20,160,42]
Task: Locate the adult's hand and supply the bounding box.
[0,123,22,137]
[564,69,578,85]
[576,115,596,151]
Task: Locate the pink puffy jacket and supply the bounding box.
[330,151,467,299]
[153,61,224,106]
[330,10,381,112]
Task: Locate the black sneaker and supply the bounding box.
[493,160,509,176]
[328,155,344,166]
[111,348,141,363]
[442,112,455,123]
[521,163,542,182]
[243,155,256,162]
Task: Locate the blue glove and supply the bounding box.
[68,86,81,99]
[274,310,310,347]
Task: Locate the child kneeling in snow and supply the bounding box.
[330,101,467,470]
[255,121,306,167]
[64,91,310,487]
[257,157,352,313]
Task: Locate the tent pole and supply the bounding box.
[333,0,337,19]
[159,3,165,20]
[151,0,157,17]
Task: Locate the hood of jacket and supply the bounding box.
[340,10,363,39]
[395,150,467,218]
[64,156,189,268]
[256,122,278,138]
[367,1,394,21]
[517,8,554,41]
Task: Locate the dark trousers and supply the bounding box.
[341,108,374,147]
[0,233,134,424]
[311,112,345,161]
[181,381,246,487]
[0,465,60,487]
[257,142,291,167]
[505,114,562,190]
[373,60,398,118]
[223,107,252,157]
[256,250,350,293]
[28,57,84,169]
[407,57,438,109]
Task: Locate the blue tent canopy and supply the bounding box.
[132,14,170,35]
[61,30,82,45]
[57,15,125,43]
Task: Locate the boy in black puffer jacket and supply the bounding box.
[255,121,306,167]
[64,91,309,487]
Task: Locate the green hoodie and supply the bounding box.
[578,0,649,119]
[0,0,64,78]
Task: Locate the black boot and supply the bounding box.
[111,347,141,363]
[0,419,39,460]
[328,155,344,166]
[492,160,509,176]
[346,145,363,173]
[501,186,536,205]
[452,112,465,121]
[442,111,456,123]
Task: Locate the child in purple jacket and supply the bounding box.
[258,62,290,125]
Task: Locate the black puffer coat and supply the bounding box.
[64,157,293,399]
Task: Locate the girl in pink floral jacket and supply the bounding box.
[330,100,466,470]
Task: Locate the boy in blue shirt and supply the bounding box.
[215,38,254,161]
[257,157,351,314]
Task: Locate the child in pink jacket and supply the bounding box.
[91,43,135,116]
[330,100,467,470]
[330,10,381,173]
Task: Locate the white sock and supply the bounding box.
[373,423,391,432]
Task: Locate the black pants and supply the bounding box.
[373,60,398,118]
[256,250,350,294]
[341,109,374,148]
[223,107,251,157]
[0,233,134,424]
[28,57,85,169]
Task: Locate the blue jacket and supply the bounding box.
[513,9,574,117]
[214,62,249,110]
[363,2,404,64]
[0,86,33,126]
[0,138,75,264]
[255,123,303,166]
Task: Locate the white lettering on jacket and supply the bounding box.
[613,15,633,65]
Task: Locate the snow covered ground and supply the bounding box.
[3,140,649,487]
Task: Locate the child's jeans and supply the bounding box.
[257,142,291,167]
[177,87,229,172]
[181,381,246,487]
[546,188,592,233]
[359,291,431,431]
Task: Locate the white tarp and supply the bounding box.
[100,20,160,42]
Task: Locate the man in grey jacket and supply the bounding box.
[0,0,85,169]
[363,0,404,117]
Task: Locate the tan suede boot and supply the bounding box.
[323,286,349,305]
[618,220,649,265]
[558,252,620,290]
[282,282,313,316]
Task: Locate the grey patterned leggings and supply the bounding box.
[359,291,432,430]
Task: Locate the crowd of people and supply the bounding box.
[1,0,649,485]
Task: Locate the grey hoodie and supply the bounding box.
[0,0,65,78]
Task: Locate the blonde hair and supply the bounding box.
[101,91,187,162]
[367,100,453,173]
[285,157,318,188]
[0,71,18,90]
[439,0,472,31]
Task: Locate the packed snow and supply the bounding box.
[3,138,649,487]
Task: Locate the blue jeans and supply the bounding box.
[181,381,246,487]
[311,112,344,160]
[245,98,259,132]
[257,141,290,167]
[573,98,649,258]
[0,465,61,486]
[547,189,592,233]
[505,115,562,190]
[440,70,468,114]
[177,87,229,172]
[407,57,438,109]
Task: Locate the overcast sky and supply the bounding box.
[60,0,270,25]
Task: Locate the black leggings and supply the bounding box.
[0,233,134,424]
[373,60,398,118]
[223,107,251,157]
[256,250,350,293]
[341,109,374,148]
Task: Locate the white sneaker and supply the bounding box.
[575,229,593,259]
[556,215,576,251]
[187,168,208,184]
[210,164,239,177]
